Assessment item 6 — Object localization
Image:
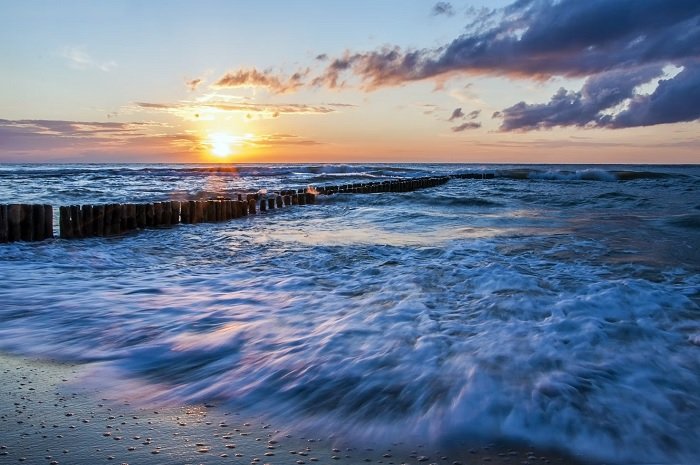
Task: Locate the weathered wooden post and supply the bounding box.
[7,204,21,241]
[69,205,81,238]
[306,193,316,204]
[268,197,276,210]
[276,195,283,208]
[110,204,122,235]
[259,197,267,212]
[30,204,44,241]
[0,205,7,243]
[206,200,216,222]
[81,205,94,237]
[187,200,197,223]
[179,201,190,224]
[19,204,33,241]
[59,206,70,239]
[145,203,155,227]
[153,202,163,227]
[162,201,172,226]
[94,205,105,236]
[135,204,146,229]
[248,198,256,214]
[171,201,180,225]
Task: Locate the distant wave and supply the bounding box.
[493,168,685,182]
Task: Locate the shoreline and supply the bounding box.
[0,352,592,465]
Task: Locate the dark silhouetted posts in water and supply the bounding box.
[43,205,53,239]
[248,198,256,214]
[8,204,21,241]
[19,204,33,241]
[0,205,7,243]
[95,205,105,236]
[268,197,276,210]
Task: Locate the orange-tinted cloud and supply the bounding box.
[212,68,309,94]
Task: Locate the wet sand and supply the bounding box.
[0,353,592,465]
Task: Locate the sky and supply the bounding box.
[0,0,698,164]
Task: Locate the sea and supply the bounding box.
[0,163,699,463]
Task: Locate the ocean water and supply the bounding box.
[1,164,699,463]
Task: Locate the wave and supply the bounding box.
[495,168,686,182]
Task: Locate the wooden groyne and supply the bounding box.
[0,174,473,243]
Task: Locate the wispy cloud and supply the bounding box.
[186,78,204,91]
[432,2,455,17]
[212,67,309,94]
[451,122,481,132]
[61,46,116,72]
[134,99,352,120]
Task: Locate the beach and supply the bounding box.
[1,353,589,465]
[1,164,699,464]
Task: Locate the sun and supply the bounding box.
[208,132,236,158]
[205,132,254,159]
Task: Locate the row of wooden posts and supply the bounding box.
[0,175,452,243]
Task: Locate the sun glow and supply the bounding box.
[205,132,254,159]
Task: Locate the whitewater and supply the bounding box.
[0,163,698,463]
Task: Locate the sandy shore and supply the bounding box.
[0,353,592,465]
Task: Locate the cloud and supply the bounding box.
[212,67,309,94]
[253,134,323,147]
[432,2,455,17]
[451,122,481,132]
[499,64,700,130]
[61,46,116,72]
[499,65,668,130]
[448,107,464,121]
[186,78,204,91]
[134,100,347,119]
[607,63,700,128]
[313,0,700,89]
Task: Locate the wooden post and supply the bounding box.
[69,205,81,238]
[135,204,145,229]
[153,202,163,227]
[111,204,122,235]
[248,198,256,214]
[59,206,70,239]
[19,204,33,241]
[102,204,112,236]
[268,197,276,210]
[179,201,190,224]
[162,201,172,226]
[81,205,94,237]
[30,204,44,241]
[0,205,7,243]
[170,201,180,225]
[206,200,216,222]
[298,193,306,205]
[259,197,267,212]
[306,193,316,204]
[196,200,205,222]
[145,203,155,227]
[8,204,21,241]
[94,205,105,236]
[187,200,197,223]
[43,204,53,239]
[276,196,283,208]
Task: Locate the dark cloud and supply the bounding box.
[466,109,481,120]
[314,0,700,88]
[432,2,455,17]
[499,65,668,130]
[607,63,700,128]
[315,54,329,61]
[213,67,309,94]
[449,107,464,121]
[452,122,481,132]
